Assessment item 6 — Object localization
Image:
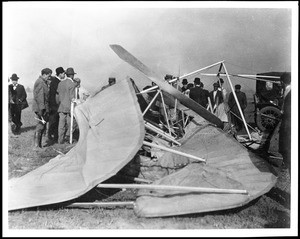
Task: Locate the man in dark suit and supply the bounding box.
[48,67,65,143]
[279,72,291,175]
[189,77,208,108]
[9,73,28,133]
[228,84,247,131]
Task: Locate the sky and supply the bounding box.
[3,2,297,96]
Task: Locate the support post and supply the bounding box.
[222,63,252,140]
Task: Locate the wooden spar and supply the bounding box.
[174,78,179,120]
[184,114,190,127]
[142,90,160,116]
[70,101,74,144]
[139,61,225,94]
[143,141,206,163]
[70,87,78,144]
[207,97,213,113]
[200,73,281,84]
[144,121,181,146]
[67,201,135,208]
[222,63,252,140]
[159,90,172,135]
[97,183,248,195]
[178,61,224,80]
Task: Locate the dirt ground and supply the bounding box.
[5,95,294,234]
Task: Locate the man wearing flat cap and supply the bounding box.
[47,67,66,143]
[228,84,247,131]
[32,68,52,148]
[56,67,77,144]
[9,73,28,133]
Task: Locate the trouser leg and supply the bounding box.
[58,112,67,144]
[48,110,59,140]
[12,105,22,128]
[65,113,71,139]
[34,121,46,148]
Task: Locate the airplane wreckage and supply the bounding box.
[9,45,287,218]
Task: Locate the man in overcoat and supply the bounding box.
[32,68,52,148]
[48,67,65,142]
[57,67,77,144]
[9,73,28,133]
[228,84,247,131]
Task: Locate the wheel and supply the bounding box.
[255,106,281,132]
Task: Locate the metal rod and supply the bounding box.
[142,90,160,116]
[223,63,252,140]
[145,121,181,146]
[178,61,225,80]
[96,183,248,195]
[159,90,172,135]
[229,110,259,132]
[143,140,206,163]
[207,97,213,113]
[67,201,135,208]
[200,73,281,84]
[139,61,225,94]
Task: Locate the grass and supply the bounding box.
[6,94,292,232]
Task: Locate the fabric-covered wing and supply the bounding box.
[9,78,145,211]
[134,124,277,217]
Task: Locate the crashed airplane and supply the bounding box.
[8,45,277,218]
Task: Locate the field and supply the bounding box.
[5,93,292,234]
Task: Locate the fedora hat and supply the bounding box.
[65,67,77,75]
[10,73,19,81]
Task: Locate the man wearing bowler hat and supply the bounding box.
[189,77,209,108]
[56,67,77,144]
[9,73,28,133]
[181,79,189,93]
[47,67,66,143]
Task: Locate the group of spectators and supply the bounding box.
[8,67,92,148]
[31,67,89,148]
[7,67,118,150]
[180,77,247,131]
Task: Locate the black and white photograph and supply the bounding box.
[3,1,298,237]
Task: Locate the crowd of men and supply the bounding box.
[179,76,247,131]
[9,67,95,149]
[8,68,118,149]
